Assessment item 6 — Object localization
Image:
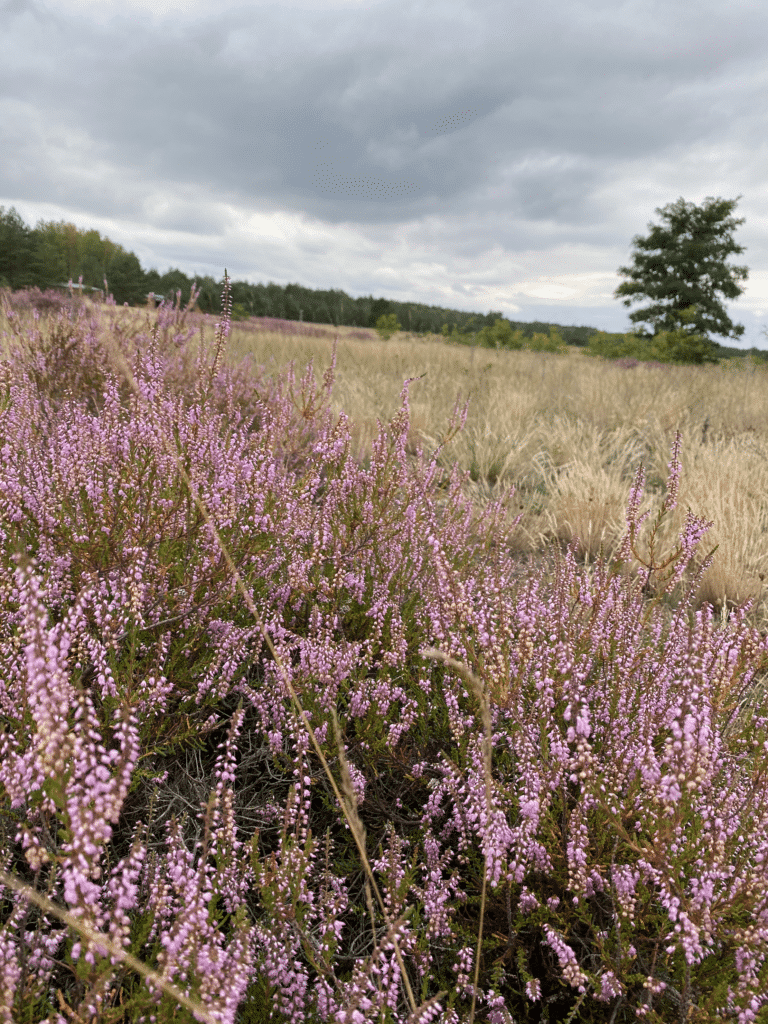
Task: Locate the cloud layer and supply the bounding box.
[2,0,767,345]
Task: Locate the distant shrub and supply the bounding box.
[474,318,524,349]
[586,309,720,367]
[375,312,401,340]
[524,325,569,354]
[230,301,250,321]
[470,319,568,354]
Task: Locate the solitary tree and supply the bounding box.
[0,206,36,290]
[614,195,749,351]
[106,250,146,306]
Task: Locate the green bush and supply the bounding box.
[375,313,401,340]
[645,327,720,365]
[475,318,526,350]
[586,330,648,361]
[231,302,250,321]
[524,325,569,354]
[471,320,568,354]
[586,307,720,366]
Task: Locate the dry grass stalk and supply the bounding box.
[0,865,221,1024]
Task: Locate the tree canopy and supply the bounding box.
[614,195,749,347]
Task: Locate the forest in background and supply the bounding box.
[1,204,764,360]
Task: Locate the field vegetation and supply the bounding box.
[2,283,768,1022]
[77,291,768,635]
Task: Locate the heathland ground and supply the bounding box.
[4,290,768,1022]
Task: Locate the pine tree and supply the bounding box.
[614,195,748,353]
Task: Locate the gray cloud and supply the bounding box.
[1,0,766,344]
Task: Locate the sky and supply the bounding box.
[2,0,768,349]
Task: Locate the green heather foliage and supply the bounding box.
[2,281,768,1023]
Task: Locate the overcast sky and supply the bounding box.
[2,0,767,348]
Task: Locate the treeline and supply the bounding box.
[0,205,599,346]
[0,206,149,305]
[1,205,764,363]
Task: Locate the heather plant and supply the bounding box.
[1,276,768,1023]
[0,286,79,319]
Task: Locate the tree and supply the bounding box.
[369,297,391,327]
[195,274,223,314]
[614,195,748,350]
[30,222,68,289]
[106,251,146,306]
[78,228,109,287]
[157,268,193,308]
[0,206,36,289]
[144,267,163,296]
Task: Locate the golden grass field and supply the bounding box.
[4,297,768,638]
